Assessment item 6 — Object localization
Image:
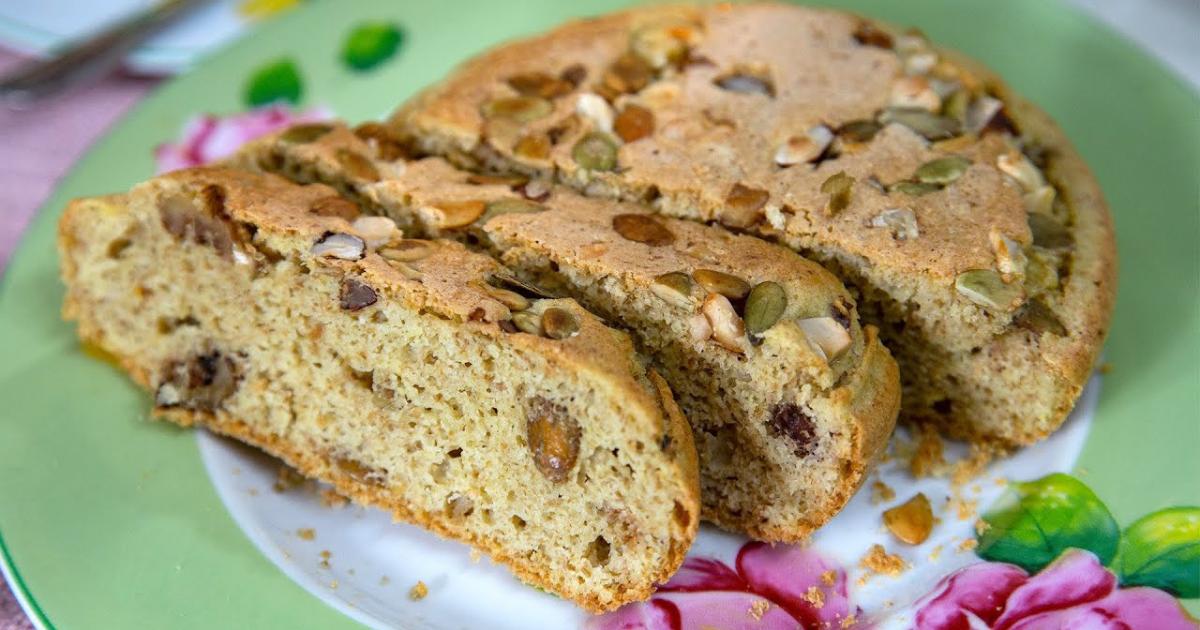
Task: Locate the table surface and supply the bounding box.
[0,0,1196,627]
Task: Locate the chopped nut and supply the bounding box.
[518,180,551,201]
[883,493,934,545]
[482,284,530,312]
[614,103,655,143]
[575,92,614,132]
[955,269,1024,310]
[432,200,487,229]
[1024,185,1056,216]
[744,281,787,338]
[798,317,852,361]
[651,272,694,308]
[702,293,747,353]
[996,150,1045,192]
[990,231,1027,277]
[965,95,1004,133]
[714,69,775,97]
[511,311,543,335]
[869,208,920,240]
[312,232,366,260]
[350,216,397,248]
[352,122,407,161]
[904,51,938,76]
[1028,213,1072,249]
[820,171,854,216]
[766,402,817,457]
[601,52,654,95]
[525,396,580,483]
[612,213,674,246]
[774,125,834,166]
[378,239,433,262]
[692,269,751,300]
[687,313,713,343]
[339,278,378,311]
[154,350,239,412]
[335,148,381,183]
[724,183,770,226]
[481,96,553,124]
[891,76,941,112]
[541,307,580,340]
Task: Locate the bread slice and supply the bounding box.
[232,130,900,541]
[385,3,1116,447]
[56,167,700,612]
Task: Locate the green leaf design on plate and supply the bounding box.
[1114,506,1200,597]
[978,473,1120,573]
[244,58,303,107]
[341,22,404,71]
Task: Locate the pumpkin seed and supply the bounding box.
[725,183,770,215]
[879,107,961,140]
[914,156,971,185]
[612,213,674,246]
[352,122,407,161]
[481,96,553,124]
[481,198,545,223]
[890,181,941,196]
[336,148,381,182]
[1024,185,1056,216]
[541,307,580,340]
[602,52,654,95]
[378,239,433,263]
[820,171,854,215]
[482,284,530,312]
[560,63,587,87]
[1028,213,1072,249]
[955,269,1024,310]
[1013,298,1066,336]
[506,72,574,99]
[745,281,787,337]
[692,269,750,300]
[996,151,1044,191]
[280,123,333,144]
[942,90,971,123]
[1023,250,1060,293]
[572,132,619,171]
[837,119,882,143]
[434,200,487,229]
[514,134,552,160]
[650,272,694,308]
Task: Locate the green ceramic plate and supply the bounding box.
[1,1,1196,628]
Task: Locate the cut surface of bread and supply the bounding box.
[233,131,900,541]
[385,2,1116,446]
[56,167,700,612]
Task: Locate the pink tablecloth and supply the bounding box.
[0,46,158,629]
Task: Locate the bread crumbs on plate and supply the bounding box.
[321,488,349,508]
[958,538,979,552]
[296,527,315,541]
[802,585,825,607]
[821,569,837,586]
[870,480,896,504]
[909,424,947,478]
[409,580,429,601]
[747,599,770,620]
[859,543,908,577]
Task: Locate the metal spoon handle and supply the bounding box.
[0,0,208,106]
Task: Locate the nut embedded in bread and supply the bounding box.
[56,167,700,612]
[384,2,1117,447]
[231,131,900,542]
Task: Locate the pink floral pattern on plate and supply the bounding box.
[154,104,330,173]
[915,549,1197,630]
[589,542,860,630]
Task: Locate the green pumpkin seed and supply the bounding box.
[890,181,941,196]
[1013,298,1066,336]
[880,107,961,140]
[1023,249,1060,293]
[481,198,545,223]
[744,282,788,336]
[837,119,882,143]
[651,272,694,308]
[280,123,333,144]
[1028,213,1072,249]
[692,269,751,300]
[914,156,971,185]
[820,171,855,215]
[955,269,1024,310]
[481,96,553,124]
[714,73,775,97]
[942,90,970,122]
[572,132,619,171]
[541,307,580,340]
